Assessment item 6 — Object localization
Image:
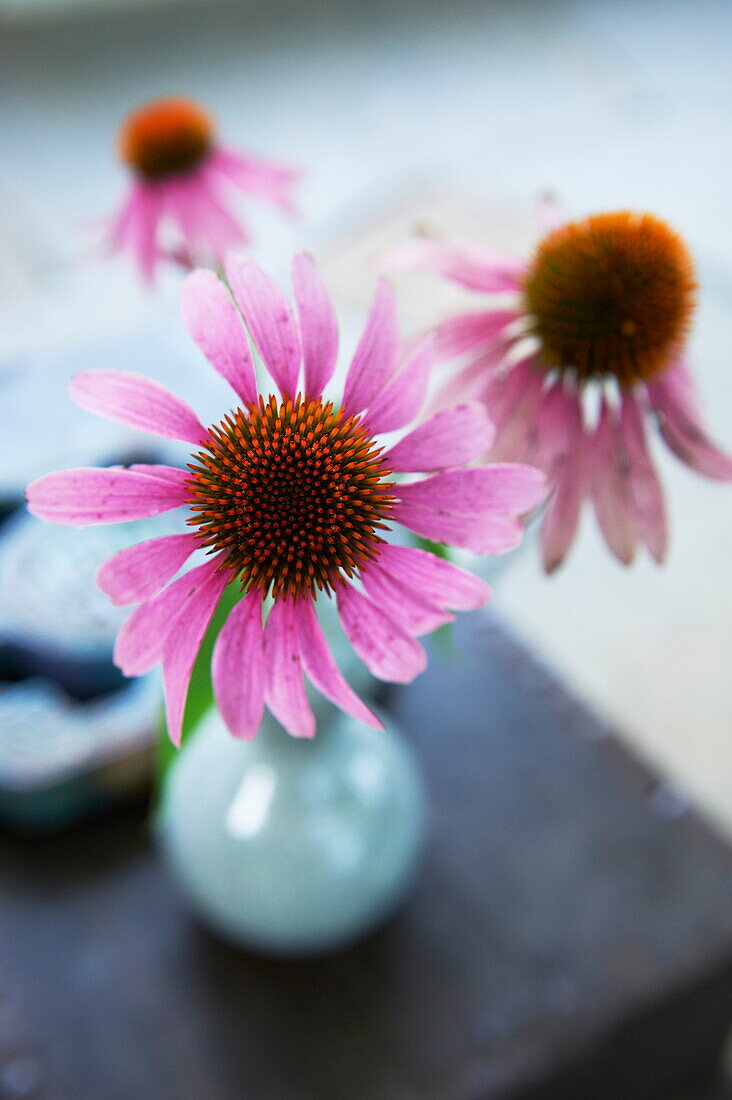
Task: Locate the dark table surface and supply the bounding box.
[1,613,732,1100]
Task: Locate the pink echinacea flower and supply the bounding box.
[26,254,546,745]
[107,96,299,283]
[394,210,732,572]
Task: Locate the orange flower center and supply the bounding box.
[118,97,214,181]
[187,396,395,600]
[522,212,697,386]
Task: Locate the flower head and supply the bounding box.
[187,395,396,599]
[393,209,732,572]
[119,97,214,181]
[26,255,545,744]
[107,96,299,283]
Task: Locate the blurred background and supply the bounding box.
[1,0,731,832]
[1,0,732,1096]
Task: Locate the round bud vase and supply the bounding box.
[157,702,425,956]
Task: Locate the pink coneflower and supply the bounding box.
[107,97,299,283]
[26,255,545,745]
[395,211,732,572]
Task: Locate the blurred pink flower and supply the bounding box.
[27,254,545,745]
[106,97,299,283]
[393,210,732,572]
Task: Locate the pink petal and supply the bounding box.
[397,464,546,515]
[393,500,524,554]
[192,174,248,263]
[69,369,205,445]
[114,559,223,677]
[541,442,585,574]
[533,382,581,478]
[96,532,198,607]
[225,254,301,397]
[26,466,189,527]
[363,335,434,435]
[376,544,491,610]
[489,366,546,463]
[124,184,163,284]
[620,392,668,563]
[263,599,315,738]
[162,566,231,747]
[291,252,339,398]
[360,561,454,636]
[591,398,637,565]
[385,403,496,472]
[648,364,732,480]
[106,190,137,253]
[650,358,702,419]
[336,584,426,684]
[427,344,507,416]
[211,590,265,740]
[342,278,400,415]
[162,176,207,256]
[387,238,525,292]
[211,147,300,213]
[483,361,539,433]
[181,268,258,406]
[295,600,382,729]
[433,310,517,359]
[538,391,585,573]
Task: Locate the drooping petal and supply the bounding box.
[291,252,339,398]
[387,238,525,292]
[360,561,454,636]
[96,532,198,606]
[69,370,205,445]
[376,544,491,610]
[226,253,301,397]
[263,599,315,738]
[489,365,546,463]
[432,310,516,360]
[162,566,231,747]
[362,335,433,435]
[181,268,258,405]
[648,363,732,480]
[113,559,223,677]
[211,590,265,740]
[427,343,508,416]
[483,361,539,435]
[397,464,546,515]
[26,466,189,527]
[106,190,138,254]
[192,174,248,263]
[649,358,701,419]
[619,392,668,563]
[541,438,585,574]
[393,501,524,554]
[342,278,400,415]
[385,403,495,472]
[533,382,579,479]
[295,600,382,729]
[591,397,637,565]
[210,147,300,213]
[162,176,207,258]
[336,583,426,684]
[124,184,163,284]
[164,169,245,267]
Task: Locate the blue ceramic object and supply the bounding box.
[158,706,425,956]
